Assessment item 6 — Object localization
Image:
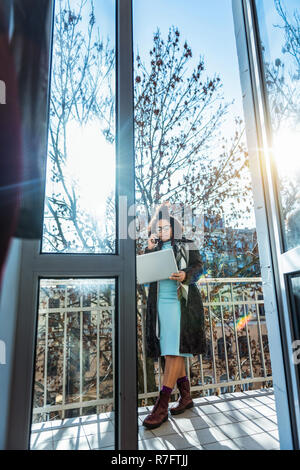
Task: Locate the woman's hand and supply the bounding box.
[147,234,158,250]
[169,271,186,282]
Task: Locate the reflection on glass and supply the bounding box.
[30,278,115,450]
[42,0,116,253]
[133,0,271,451]
[289,274,300,383]
[256,0,300,251]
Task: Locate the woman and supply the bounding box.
[142,203,207,429]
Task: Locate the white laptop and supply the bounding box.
[136,248,179,284]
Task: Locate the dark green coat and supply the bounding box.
[144,237,207,361]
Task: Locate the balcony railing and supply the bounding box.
[32,277,272,422]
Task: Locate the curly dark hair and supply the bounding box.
[147,203,184,245]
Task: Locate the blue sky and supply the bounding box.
[56,0,299,233]
[95,0,245,121]
[132,0,300,230]
[133,0,243,120]
[133,0,251,228]
[93,0,300,127]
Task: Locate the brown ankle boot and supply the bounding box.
[143,390,170,429]
[170,379,194,415]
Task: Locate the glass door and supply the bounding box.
[233,0,300,449]
[133,0,281,451]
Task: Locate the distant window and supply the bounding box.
[265,373,273,388]
[203,375,214,396]
[262,334,269,353]
[47,350,58,377]
[220,373,234,393]
[258,304,265,319]
[238,336,248,358]
[49,298,60,309]
[241,374,253,391]
[82,295,92,307]
[217,337,233,359]
[203,340,212,359]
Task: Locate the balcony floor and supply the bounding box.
[30,388,279,450]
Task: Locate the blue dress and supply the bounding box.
[157,240,193,357]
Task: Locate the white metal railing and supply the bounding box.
[139,277,272,404]
[32,277,272,421]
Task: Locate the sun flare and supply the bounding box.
[65,119,116,220]
[272,127,300,179]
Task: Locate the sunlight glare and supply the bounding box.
[66,119,115,221]
[273,127,300,179]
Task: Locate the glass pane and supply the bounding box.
[133,0,274,451]
[256,0,300,251]
[42,0,116,253]
[30,278,116,450]
[288,274,300,386]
